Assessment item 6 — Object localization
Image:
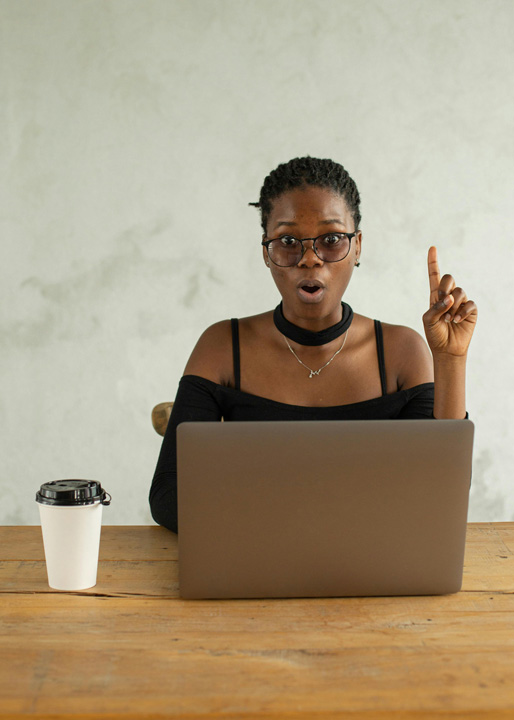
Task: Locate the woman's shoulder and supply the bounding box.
[379,319,433,388]
[350,314,432,389]
[379,319,430,353]
[182,311,273,385]
[182,319,233,385]
[350,314,425,346]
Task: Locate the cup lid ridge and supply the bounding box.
[36,479,111,507]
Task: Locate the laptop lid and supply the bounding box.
[177,419,474,599]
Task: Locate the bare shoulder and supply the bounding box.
[182,311,273,386]
[381,321,433,389]
[183,320,234,385]
[381,321,429,353]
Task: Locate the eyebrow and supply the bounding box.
[273,218,346,231]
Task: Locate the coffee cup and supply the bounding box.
[36,479,111,590]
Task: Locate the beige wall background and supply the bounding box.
[2,0,513,525]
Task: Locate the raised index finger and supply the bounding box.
[428,245,441,306]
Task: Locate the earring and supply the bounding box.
[355,260,360,267]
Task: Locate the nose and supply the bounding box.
[297,240,323,268]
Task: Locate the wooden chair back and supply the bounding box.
[151,402,173,437]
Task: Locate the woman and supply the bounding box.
[150,157,477,533]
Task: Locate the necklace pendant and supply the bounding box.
[283,330,350,381]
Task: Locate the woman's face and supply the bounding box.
[263,185,361,326]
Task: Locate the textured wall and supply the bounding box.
[2,0,513,525]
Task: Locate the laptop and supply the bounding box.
[177,419,474,599]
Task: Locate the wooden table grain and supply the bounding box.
[1,523,513,719]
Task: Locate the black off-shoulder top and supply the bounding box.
[149,320,435,533]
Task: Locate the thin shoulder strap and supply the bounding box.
[230,318,241,391]
[374,319,387,396]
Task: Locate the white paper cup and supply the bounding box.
[36,480,111,591]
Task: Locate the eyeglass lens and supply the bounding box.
[267,234,351,267]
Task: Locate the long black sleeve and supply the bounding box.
[149,376,223,533]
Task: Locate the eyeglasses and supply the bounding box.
[261,232,356,267]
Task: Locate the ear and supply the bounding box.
[354,231,362,263]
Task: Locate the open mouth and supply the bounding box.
[297,280,325,302]
[298,279,324,292]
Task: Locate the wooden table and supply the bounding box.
[1,524,514,719]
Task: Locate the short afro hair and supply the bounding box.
[250,156,361,233]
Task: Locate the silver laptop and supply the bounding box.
[177,420,474,599]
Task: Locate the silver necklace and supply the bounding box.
[283,328,350,378]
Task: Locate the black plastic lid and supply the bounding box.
[36,480,111,507]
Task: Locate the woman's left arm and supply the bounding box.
[422,246,478,419]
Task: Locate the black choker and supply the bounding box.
[273,302,353,346]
